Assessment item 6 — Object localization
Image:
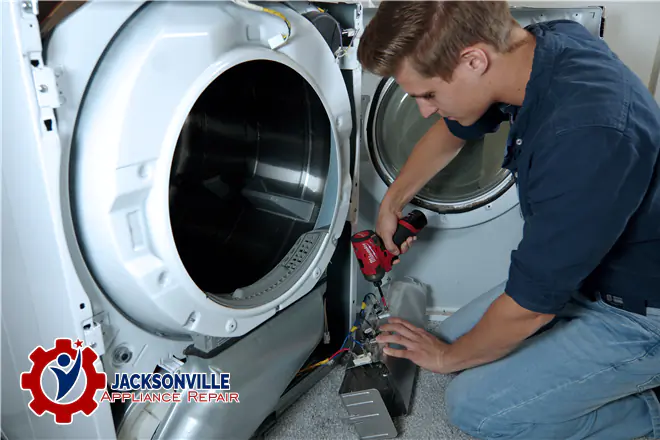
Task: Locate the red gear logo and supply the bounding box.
[20,338,107,424]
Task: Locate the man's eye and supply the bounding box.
[424,94,435,100]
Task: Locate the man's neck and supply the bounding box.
[490,28,537,107]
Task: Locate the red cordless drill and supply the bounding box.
[351,209,428,309]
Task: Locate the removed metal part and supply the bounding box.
[339,279,428,439]
[340,388,397,439]
[117,284,325,440]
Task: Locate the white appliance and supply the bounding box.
[1,1,604,439]
[3,1,359,438]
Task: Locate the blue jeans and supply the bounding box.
[434,282,660,440]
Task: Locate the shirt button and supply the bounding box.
[516,138,523,146]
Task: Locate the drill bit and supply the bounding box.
[376,284,388,310]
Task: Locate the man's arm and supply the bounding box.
[439,126,655,373]
[441,294,554,373]
[381,119,465,213]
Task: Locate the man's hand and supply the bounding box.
[375,294,555,375]
[376,204,415,260]
[375,317,450,373]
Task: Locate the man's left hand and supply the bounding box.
[376,317,450,373]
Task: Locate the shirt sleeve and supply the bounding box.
[444,104,508,140]
[505,126,656,314]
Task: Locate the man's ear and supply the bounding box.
[459,47,489,76]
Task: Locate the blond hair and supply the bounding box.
[358,1,518,80]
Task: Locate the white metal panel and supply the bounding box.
[1,1,115,437]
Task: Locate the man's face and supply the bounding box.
[394,53,493,127]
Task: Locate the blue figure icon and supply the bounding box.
[50,350,82,401]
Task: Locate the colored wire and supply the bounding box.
[231,0,291,43]
[262,7,292,40]
[297,348,349,374]
[352,338,364,348]
[297,317,363,376]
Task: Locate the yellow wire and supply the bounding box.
[262,7,292,40]
[297,358,330,375]
[297,301,370,375]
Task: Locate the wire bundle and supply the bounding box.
[296,293,379,376]
[231,0,292,45]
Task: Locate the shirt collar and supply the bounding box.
[518,23,559,115]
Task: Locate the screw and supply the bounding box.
[22,1,32,12]
[225,319,237,333]
[38,84,48,93]
[113,346,133,365]
[157,271,169,287]
[138,163,151,179]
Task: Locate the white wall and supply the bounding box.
[511,1,660,101]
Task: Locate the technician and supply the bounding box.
[358,2,660,439]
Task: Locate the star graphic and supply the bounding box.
[74,339,83,348]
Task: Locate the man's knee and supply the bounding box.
[445,372,489,436]
[445,371,517,439]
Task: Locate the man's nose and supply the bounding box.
[416,99,438,118]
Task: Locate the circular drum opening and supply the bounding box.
[368,79,514,213]
[169,60,331,295]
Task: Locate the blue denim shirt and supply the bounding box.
[444,20,660,314]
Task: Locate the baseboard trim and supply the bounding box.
[426,307,459,322]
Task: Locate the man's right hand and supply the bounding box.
[376,203,415,258]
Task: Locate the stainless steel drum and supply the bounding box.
[366,77,514,214]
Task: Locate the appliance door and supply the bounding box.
[66,1,353,338]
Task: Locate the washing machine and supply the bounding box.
[2,1,364,438]
[357,4,605,317]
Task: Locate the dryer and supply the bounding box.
[2,1,362,438]
[357,4,605,318]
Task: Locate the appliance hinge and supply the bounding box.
[32,66,61,110]
[82,313,108,357]
[19,0,63,112]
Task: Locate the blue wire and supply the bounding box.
[337,317,361,350]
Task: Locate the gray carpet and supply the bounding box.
[264,321,474,440]
[263,320,654,440]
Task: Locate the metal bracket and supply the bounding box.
[82,315,107,356]
[21,0,38,16]
[340,388,398,439]
[31,66,61,109]
[158,355,185,374]
[17,0,65,133]
[191,334,232,354]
